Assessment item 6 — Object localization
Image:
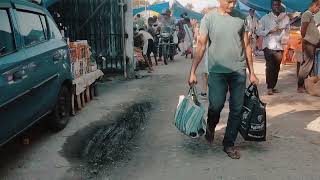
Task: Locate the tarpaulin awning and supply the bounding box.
[235,0,268,19]
[133,2,170,16]
[171,0,203,21]
[239,0,312,13]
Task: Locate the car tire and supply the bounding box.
[48,85,71,132]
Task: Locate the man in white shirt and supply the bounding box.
[246,9,259,54]
[298,0,320,93]
[139,28,158,66]
[257,0,290,95]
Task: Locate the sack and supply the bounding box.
[239,84,267,141]
[174,86,206,138]
[305,76,320,96]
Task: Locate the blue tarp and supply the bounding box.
[133,2,170,16]
[235,0,268,19]
[239,0,312,13]
[171,0,203,21]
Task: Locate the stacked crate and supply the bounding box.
[68,40,94,79]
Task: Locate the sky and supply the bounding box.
[148,0,219,12]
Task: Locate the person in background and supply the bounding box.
[256,0,290,95]
[188,0,259,159]
[246,9,259,56]
[159,9,176,29]
[177,12,188,55]
[134,14,146,30]
[183,17,193,59]
[147,17,157,37]
[297,0,320,93]
[173,25,180,53]
[158,9,176,62]
[139,28,158,67]
[134,28,152,72]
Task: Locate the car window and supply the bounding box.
[47,17,62,40]
[16,11,46,46]
[0,9,15,56]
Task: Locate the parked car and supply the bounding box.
[0,0,73,146]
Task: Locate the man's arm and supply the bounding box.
[244,31,259,84]
[188,33,208,85]
[301,22,309,38]
[300,12,311,38]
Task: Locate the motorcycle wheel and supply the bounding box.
[163,45,168,65]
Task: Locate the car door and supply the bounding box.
[13,8,61,131]
[0,7,35,145]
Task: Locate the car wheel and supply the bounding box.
[48,85,71,132]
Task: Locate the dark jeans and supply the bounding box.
[207,70,246,147]
[263,48,283,89]
[298,41,316,88]
[146,39,157,65]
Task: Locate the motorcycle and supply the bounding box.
[157,26,176,65]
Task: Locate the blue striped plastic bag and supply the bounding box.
[174,87,206,138]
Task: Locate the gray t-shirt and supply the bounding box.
[200,12,248,73]
[302,10,320,45]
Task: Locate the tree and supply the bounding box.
[186,3,194,10]
[132,0,150,9]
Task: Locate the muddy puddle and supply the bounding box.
[61,101,152,178]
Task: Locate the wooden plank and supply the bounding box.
[71,94,76,115]
[85,87,91,102]
[93,83,98,96]
[76,94,82,110]
[90,85,94,99]
[81,92,86,106]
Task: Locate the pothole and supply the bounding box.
[61,101,152,178]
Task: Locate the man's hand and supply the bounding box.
[249,73,259,85]
[188,72,197,86]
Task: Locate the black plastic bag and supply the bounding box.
[239,84,267,141]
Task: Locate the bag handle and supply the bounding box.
[188,85,201,106]
[246,83,260,98]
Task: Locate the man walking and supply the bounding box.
[188,0,259,159]
[246,9,259,55]
[256,0,290,95]
[298,0,320,93]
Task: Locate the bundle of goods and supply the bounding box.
[69,40,97,79]
[305,76,320,97]
[134,47,149,70]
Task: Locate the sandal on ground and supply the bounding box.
[223,146,241,159]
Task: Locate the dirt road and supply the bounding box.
[1,56,320,180]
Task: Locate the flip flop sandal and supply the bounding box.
[224,147,241,159]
